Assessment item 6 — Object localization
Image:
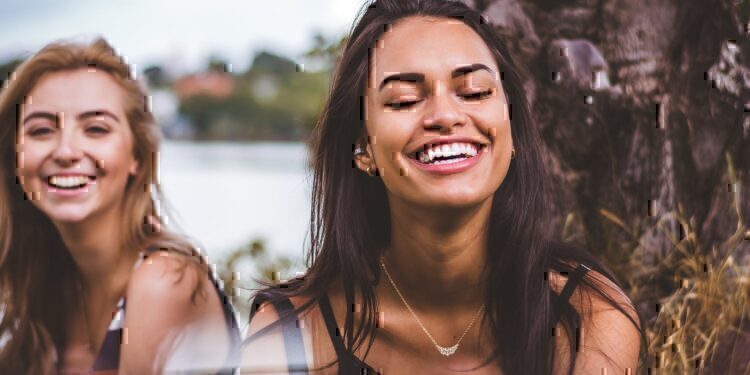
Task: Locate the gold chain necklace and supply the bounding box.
[380,258,485,357]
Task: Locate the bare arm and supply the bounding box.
[552,270,641,374]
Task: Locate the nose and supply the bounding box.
[422,85,467,133]
[51,127,83,167]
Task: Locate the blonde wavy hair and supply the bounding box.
[0,38,204,373]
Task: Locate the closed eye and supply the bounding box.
[86,125,110,135]
[460,89,494,101]
[385,100,421,110]
[28,127,54,137]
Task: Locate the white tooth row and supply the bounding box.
[419,142,479,164]
[430,157,469,165]
[50,176,90,188]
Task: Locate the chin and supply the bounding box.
[420,189,492,210]
[40,205,96,225]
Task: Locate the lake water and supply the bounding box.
[158,141,311,266]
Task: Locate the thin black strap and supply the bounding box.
[318,294,348,359]
[214,281,241,374]
[266,297,309,374]
[319,295,380,374]
[554,264,591,324]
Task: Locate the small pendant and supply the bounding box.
[437,343,459,356]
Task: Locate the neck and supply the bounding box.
[381,197,492,310]
[55,204,137,299]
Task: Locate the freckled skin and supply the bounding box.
[361,17,514,210]
[17,69,137,225]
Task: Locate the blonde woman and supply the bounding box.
[0,39,239,374]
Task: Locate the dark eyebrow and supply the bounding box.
[22,111,58,126]
[379,72,425,91]
[451,63,494,78]
[77,110,120,123]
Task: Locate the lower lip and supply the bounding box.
[46,181,96,197]
[408,148,486,175]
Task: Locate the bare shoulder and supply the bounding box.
[242,293,321,373]
[245,293,310,333]
[242,294,288,372]
[128,251,210,310]
[549,267,641,374]
[121,250,229,374]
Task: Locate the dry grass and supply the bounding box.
[645,213,749,373]
[599,153,750,373]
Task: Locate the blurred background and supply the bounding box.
[1,0,361,320]
[2,0,750,371]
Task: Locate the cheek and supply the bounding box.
[481,105,511,137]
[367,114,415,160]
[490,124,512,171]
[495,121,512,149]
[15,143,44,185]
[92,138,135,178]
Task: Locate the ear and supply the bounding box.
[353,137,376,174]
[129,159,139,176]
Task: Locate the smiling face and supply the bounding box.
[359,16,514,210]
[16,69,137,225]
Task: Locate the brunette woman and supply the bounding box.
[0,39,239,374]
[243,1,641,373]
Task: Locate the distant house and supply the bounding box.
[173,71,235,99]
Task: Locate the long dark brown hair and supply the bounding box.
[0,38,206,374]
[251,1,642,373]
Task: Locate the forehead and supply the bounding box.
[23,69,126,115]
[370,16,499,82]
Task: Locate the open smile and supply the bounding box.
[45,174,97,195]
[407,141,488,174]
[409,142,486,164]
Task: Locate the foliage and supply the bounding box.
[177,33,345,141]
[0,58,24,91]
[216,238,295,324]
[646,219,749,372]
[143,64,170,88]
[303,32,347,71]
[593,154,750,372]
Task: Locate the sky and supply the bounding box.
[0,0,364,73]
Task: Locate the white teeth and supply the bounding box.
[49,175,92,188]
[416,142,481,164]
[432,156,468,165]
[450,143,461,155]
[440,144,451,156]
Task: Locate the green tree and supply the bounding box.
[0,57,24,91]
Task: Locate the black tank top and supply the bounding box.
[253,264,590,374]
